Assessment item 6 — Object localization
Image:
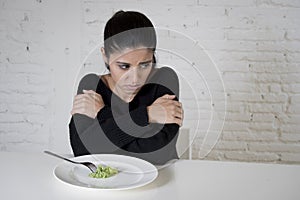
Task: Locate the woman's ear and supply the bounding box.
[101,47,110,70]
[101,47,108,63]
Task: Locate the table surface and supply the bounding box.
[1,151,300,200]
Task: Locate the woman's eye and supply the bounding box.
[118,64,130,69]
[140,63,151,68]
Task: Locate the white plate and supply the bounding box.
[54,154,158,190]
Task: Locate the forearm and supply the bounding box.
[69,105,179,156]
[69,105,151,155]
[122,123,179,153]
[69,114,119,156]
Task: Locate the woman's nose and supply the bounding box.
[129,67,140,84]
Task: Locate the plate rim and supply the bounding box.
[53,154,158,190]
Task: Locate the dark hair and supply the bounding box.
[103,10,157,69]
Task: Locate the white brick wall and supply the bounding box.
[0,0,299,164]
[0,0,81,153]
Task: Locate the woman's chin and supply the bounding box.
[123,87,141,94]
[124,90,138,97]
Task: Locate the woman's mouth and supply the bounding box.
[124,85,141,91]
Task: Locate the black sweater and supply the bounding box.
[69,67,180,165]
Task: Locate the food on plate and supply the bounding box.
[89,165,118,178]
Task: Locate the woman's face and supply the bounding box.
[104,47,154,98]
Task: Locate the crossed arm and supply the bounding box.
[69,69,183,164]
[71,90,183,126]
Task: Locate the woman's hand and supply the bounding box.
[147,94,184,126]
[71,90,105,119]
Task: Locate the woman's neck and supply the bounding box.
[114,86,134,103]
[102,74,135,103]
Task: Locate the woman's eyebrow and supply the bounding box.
[139,60,152,64]
[116,60,152,65]
[116,61,130,65]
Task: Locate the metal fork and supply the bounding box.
[44,150,97,173]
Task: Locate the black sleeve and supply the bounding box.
[68,73,152,156]
[69,73,101,156]
[69,68,180,164]
[148,66,179,98]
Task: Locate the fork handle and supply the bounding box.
[44,150,78,164]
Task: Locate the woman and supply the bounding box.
[69,10,183,165]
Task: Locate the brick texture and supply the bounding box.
[0,0,299,164]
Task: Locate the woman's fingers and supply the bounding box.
[74,92,102,103]
[83,90,103,104]
[71,90,104,118]
[181,108,184,121]
[161,94,176,99]
[73,95,93,107]
[174,107,183,118]
[169,100,183,126]
[71,101,91,112]
[157,94,176,103]
[83,90,102,99]
[172,108,183,126]
[146,93,184,125]
[173,117,182,127]
[71,107,84,115]
[153,100,182,125]
[83,89,101,98]
[83,89,95,94]
[172,100,181,108]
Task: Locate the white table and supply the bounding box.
[1,151,300,200]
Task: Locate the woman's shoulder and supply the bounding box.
[77,73,101,94]
[147,66,179,97]
[80,73,100,82]
[155,66,177,76]
[149,66,179,83]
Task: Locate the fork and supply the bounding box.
[44,150,97,173]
